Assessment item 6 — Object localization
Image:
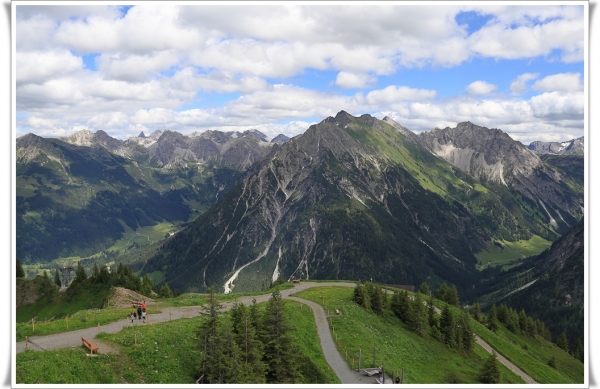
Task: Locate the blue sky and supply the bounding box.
[14,2,586,144]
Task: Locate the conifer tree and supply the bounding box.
[232,303,266,382]
[92,263,100,279]
[54,269,62,287]
[397,290,412,323]
[353,283,366,306]
[556,331,569,352]
[458,310,474,351]
[197,286,226,383]
[418,282,431,296]
[370,285,385,315]
[16,259,25,279]
[159,283,174,298]
[572,339,584,363]
[261,290,302,383]
[72,263,87,285]
[140,274,154,296]
[446,284,460,306]
[518,309,528,333]
[470,302,481,322]
[497,304,509,324]
[479,351,501,383]
[410,292,427,336]
[427,294,437,327]
[487,304,499,332]
[526,316,537,337]
[436,282,449,303]
[440,303,455,347]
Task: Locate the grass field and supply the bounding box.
[15,299,339,384]
[107,221,175,254]
[293,286,525,384]
[475,235,552,270]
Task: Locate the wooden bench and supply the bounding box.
[81,337,99,355]
[292,279,300,283]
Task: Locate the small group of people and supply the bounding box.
[130,300,147,323]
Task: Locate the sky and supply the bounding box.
[13,2,587,145]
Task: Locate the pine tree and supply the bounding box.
[418,282,430,296]
[572,339,584,363]
[446,284,460,306]
[16,259,25,279]
[73,262,87,284]
[140,274,154,297]
[92,263,100,279]
[436,282,449,303]
[427,294,437,327]
[440,303,455,347]
[470,302,481,322]
[197,286,225,383]
[458,310,474,351]
[261,290,302,383]
[526,317,537,337]
[54,269,62,287]
[232,303,267,382]
[497,304,509,324]
[479,351,501,383]
[370,285,385,315]
[159,283,174,298]
[353,283,366,306]
[556,331,569,352]
[518,309,527,334]
[487,304,499,333]
[410,292,427,337]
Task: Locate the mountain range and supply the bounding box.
[16,112,584,302]
[133,111,583,296]
[16,128,288,262]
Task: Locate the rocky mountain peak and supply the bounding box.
[138,131,146,138]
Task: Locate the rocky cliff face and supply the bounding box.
[417,122,583,234]
[528,137,584,156]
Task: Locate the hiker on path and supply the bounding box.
[142,310,146,323]
[137,304,142,320]
[130,312,134,323]
[142,301,146,312]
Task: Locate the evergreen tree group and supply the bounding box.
[196,288,313,384]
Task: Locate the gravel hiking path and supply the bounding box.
[15,282,536,384]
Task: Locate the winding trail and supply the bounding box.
[15,282,536,384]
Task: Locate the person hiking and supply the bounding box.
[130,312,135,323]
[137,304,142,320]
[142,300,146,312]
[142,310,146,323]
[133,311,137,320]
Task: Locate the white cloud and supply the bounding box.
[16,51,83,85]
[334,72,376,89]
[529,91,584,119]
[363,85,437,105]
[466,81,497,95]
[532,73,582,92]
[510,73,539,94]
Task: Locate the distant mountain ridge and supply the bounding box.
[57,128,289,170]
[528,137,584,156]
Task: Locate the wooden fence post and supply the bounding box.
[169,311,172,321]
[25,336,28,351]
[32,318,35,332]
